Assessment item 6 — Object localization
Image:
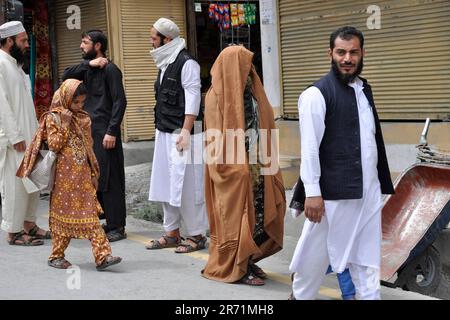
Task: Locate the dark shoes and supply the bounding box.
[96,255,122,271]
[105,227,127,242]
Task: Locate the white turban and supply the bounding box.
[0,21,25,39]
[153,18,179,39]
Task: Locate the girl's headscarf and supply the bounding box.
[17,79,99,179]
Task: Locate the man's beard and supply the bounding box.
[10,42,25,66]
[82,47,97,60]
[331,58,364,84]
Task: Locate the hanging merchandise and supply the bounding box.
[208,1,255,31]
[238,4,246,25]
[208,3,216,20]
[223,4,231,30]
[244,3,256,25]
[230,3,239,27]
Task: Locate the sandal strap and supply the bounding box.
[162,234,180,244]
[26,225,39,236]
[146,235,181,249]
[185,236,206,247]
[9,231,25,244]
[49,258,71,268]
[174,236,207,253]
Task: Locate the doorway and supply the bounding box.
[189,0,263,95]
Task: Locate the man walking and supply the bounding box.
[62,30,127,242]
[146,18,208,253]
[0,21,50,245]
[289,26,394,300]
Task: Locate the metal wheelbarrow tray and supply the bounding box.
[381,163,450,292]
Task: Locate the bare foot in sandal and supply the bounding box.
[249,260,267,279]
[48,258,72,269]
[145,234,182,250]
[174,235,207,253]
[24,223,51,240]
[238,270,265,286]
[7,231,44,246]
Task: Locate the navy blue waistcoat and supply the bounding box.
[314,71,394,200]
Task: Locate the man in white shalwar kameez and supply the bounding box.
[146,18,208,253]
[289,26,394,300]
[0,21,48,245]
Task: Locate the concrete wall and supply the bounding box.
[259,0,282,117]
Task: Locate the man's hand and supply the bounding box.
[304,196,325,223]
[176,129,191,152]
[13,141,26,152]
[60,109,72,128]
[91,176,99,190]
[103,134,116,149]
[89,57,108,69]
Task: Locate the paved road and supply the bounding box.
[0,194,436,300]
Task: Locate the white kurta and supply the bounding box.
[290,77,382,275]
[148,59,207,234]
[0,49,39,233]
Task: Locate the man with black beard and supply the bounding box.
[289,26,394,299]
[0,21,50,245]
[62,30,127,242]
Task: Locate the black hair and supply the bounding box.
[73,83,87,98]
[157,31,166,46]
[330,26,364,50]
[0,35,16,47]
[81,29,108,54]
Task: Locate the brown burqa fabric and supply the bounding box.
[202,46,286,283]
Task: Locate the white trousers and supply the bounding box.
[162,163,208,236]
[1,147,39,233]
[291,217,380,300]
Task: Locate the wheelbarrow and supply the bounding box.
[381,119,450,296]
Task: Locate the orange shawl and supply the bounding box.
[17,79,99,179]
[202,46,286,283]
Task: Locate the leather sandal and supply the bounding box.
[8,231,44,246]
[249,260,267,279]
[96,255,122,271]
[26,225,51,239]
[145,234,182,250]
[238,270,265,286]
[174,236,207,253]
[48,258,72,269]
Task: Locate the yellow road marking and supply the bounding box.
[128,232,341,299]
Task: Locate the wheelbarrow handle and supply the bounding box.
[419,118,431,145]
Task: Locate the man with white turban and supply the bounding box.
[0,21,50,245]
[146,18,208,253]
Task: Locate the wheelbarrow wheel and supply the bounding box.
[402,246,441,295]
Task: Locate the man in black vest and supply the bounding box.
[289,26,394,300]
[62,30,127,242]
[146,18,208,253]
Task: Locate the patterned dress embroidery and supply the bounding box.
[47,114,103,239]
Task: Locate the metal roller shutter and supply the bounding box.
[120,0,186,141]
[279,0,450,120]
[55,0,108,82]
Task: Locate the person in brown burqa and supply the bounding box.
[202,46,286,286]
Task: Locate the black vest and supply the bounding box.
[290,71,394,210]
[154,49,201,133]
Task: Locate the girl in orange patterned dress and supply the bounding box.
[19,79,122,270]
